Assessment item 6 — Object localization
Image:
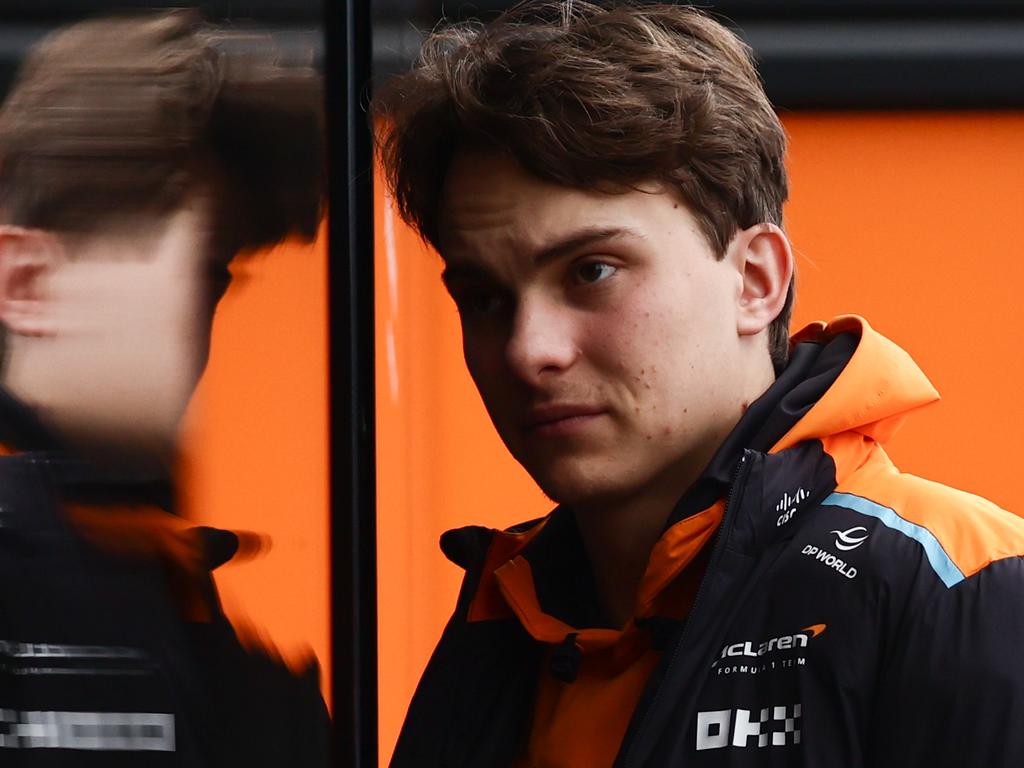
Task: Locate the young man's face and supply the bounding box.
[7,196,234,468]
[438,150,754,509]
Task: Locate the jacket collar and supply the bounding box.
[0,386,241,594]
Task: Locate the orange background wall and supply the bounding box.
[180,113,1024,766]
[181,236,331,698]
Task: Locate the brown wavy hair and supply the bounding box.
[373,0,794,371]
[0,10,324,251]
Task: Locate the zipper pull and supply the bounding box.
[549,632,581,683]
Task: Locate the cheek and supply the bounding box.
[139,267,208,393]
[598,290,723,413]
[582,293,674,386]
[462,331,508,400]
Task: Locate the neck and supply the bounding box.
[574,490,680,629]
[574,440,718,628]
[1,362,178,475]
[576,354,777,628]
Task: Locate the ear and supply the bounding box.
[0,225,61,337]
[727,223,794,338]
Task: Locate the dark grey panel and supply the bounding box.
[370,5,1024,109]
[406,0,1024,20]
[740,20,1024,108]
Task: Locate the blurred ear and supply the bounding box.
[0,225,61,337]
[728,223,793,338]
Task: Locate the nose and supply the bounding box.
[504,294,578,384]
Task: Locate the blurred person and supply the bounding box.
[0,11,328,766]
[374,2,1024,766]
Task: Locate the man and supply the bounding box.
[0,12,328,766]
[374,2,1024,766]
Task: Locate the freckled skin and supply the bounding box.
[438,150,761,513]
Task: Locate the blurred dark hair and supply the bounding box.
[373,0,793,371]
[0,10,324,251]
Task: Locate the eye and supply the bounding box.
[572,260,617,285]
[451,287,509,318]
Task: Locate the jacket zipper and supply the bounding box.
[619,450,754,768]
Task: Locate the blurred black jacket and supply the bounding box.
[0,388,331,766]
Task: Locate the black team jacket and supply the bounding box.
[392,316,1024,768]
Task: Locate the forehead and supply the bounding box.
[437,149,696,266]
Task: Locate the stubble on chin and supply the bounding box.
[520,456,631,511]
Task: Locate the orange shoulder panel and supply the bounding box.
[837,453,1024,582]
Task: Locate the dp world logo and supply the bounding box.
[831,526,869,551]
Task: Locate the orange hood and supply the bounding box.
[773,315,939,452]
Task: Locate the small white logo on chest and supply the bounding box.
[775,488,808,527]
[831,526,869,551]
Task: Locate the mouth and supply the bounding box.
[524,404,607,437]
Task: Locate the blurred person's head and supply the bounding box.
[0,11,323,470]
[373,2,794,509]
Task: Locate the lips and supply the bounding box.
[524,404,606,434]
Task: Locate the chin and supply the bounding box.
[528,463,633,509]
[510,438,648,508]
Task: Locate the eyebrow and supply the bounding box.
[441,225,646,287]
[531,225,646,267]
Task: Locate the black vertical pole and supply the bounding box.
[324,0,377,765]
